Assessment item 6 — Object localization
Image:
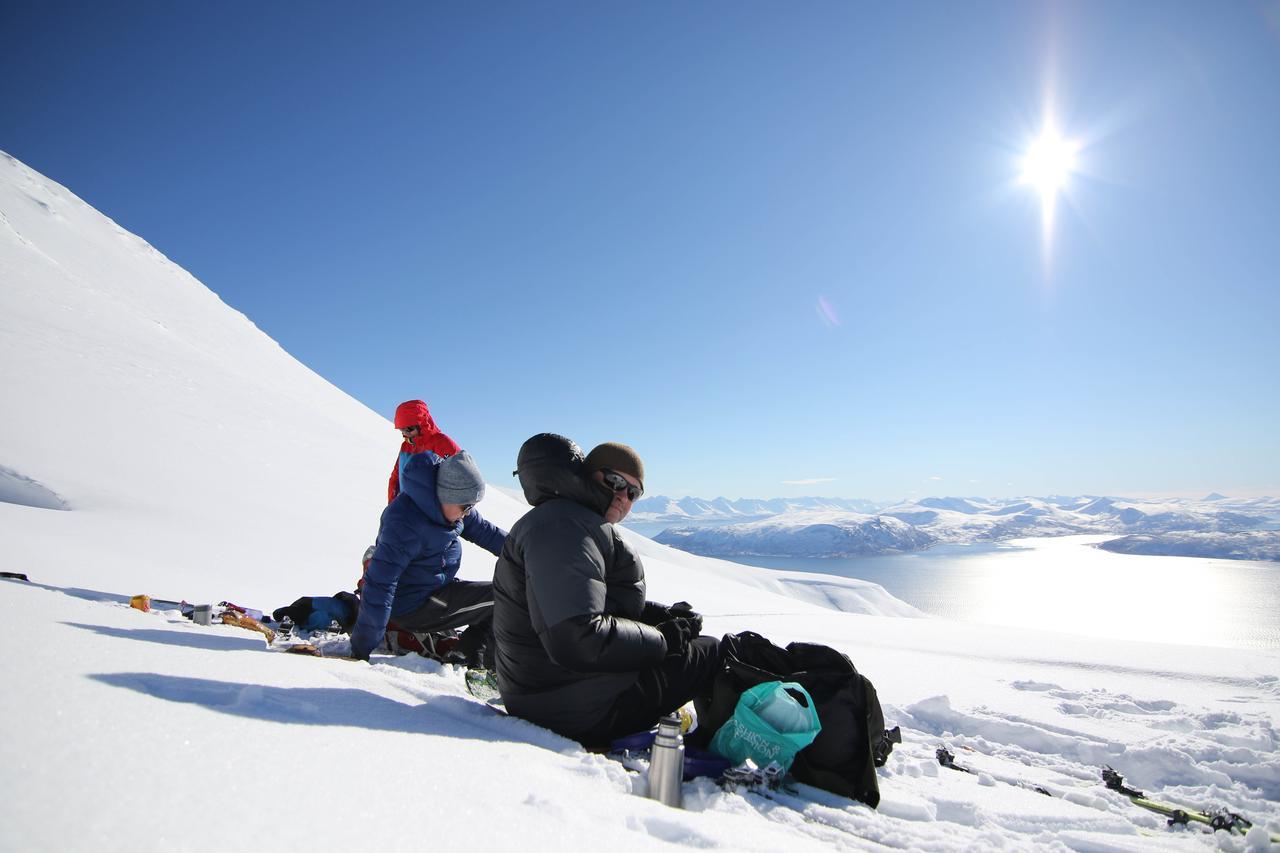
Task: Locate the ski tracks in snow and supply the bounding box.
[889,676,1279,847]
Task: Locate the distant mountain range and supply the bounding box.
[632,495,884,518]
[634,494,1280,561]
[1097,531,1280,561]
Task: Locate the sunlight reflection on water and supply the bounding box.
[732,535,1279,650]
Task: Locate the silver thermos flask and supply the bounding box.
[647,713,685,808]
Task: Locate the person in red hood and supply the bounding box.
[359,399,462,585]
[388,399,461,503]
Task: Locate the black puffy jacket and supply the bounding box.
[492,435,667,738]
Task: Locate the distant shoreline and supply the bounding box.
[1093,532,1280,563]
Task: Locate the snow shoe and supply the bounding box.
[464,668,501,704]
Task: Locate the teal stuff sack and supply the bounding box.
[708,681,822,772]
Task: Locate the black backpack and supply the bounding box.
[693,631,887,807]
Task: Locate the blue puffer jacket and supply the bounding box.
[350,451,506,660]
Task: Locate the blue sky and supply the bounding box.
[4,1,1278,500]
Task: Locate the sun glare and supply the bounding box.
[1018,118,1080,268]
[1020,126,1078,200]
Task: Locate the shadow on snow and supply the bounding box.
[87,671,573,752]
[63,621,266,652]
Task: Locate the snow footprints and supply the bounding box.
[882,678,1280,845]
[1015,679,1280,799]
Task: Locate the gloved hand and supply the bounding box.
[642,600,703,632]
[273,596,316,627]
[272,595,356,633]
[667,601,703,635]
[641,601,675,626]
[656,617,700,657]
[309,595,356,631]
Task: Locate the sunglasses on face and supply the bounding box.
[400,425,420,436]
[600,469,642,501]
[458,503,474,515]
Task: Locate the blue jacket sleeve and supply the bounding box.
[461,510,507,557]
[350,506,417,660]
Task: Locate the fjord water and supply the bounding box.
[730,535,1280,650]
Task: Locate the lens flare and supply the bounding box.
[816,296,840,327]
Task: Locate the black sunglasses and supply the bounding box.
[600,469,642,501]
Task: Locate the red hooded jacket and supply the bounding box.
[388,400,460,503]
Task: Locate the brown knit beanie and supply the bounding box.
[584,442,645,491]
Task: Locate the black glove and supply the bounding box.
[656,617,700,657]
[642,600,703,632]
[272,596,316,626]
[640,601,673,626]
[667,601,703,635]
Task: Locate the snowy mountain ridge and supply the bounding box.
[632,494,886,518]
[657,512,937,558]
[641,493,1280,560]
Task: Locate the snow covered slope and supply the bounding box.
[5,576,1278,851]
[1,151,400,603]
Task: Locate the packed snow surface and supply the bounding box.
[2,152,1278,850]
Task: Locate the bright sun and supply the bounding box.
[1020,126,1078,200]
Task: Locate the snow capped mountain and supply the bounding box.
[656,513,934,558]
[631,495,691,517]
[648,492,1278,560]
[1097,531,1280,561]
[676,495,722,516]
[1077,496,1119,515]
[631,494,885,522]
[707,496,742,515]
[916,496,985,514]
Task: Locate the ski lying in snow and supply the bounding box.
[936,747,1051,796]
[1102,766,1274,839]
[281,643,353,659]
[219,610,276,643]
[938,749,1276,840]
[125,590,279,642]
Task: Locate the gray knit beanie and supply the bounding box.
[436,450,486,506]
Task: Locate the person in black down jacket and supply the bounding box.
[492,434,721,745]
